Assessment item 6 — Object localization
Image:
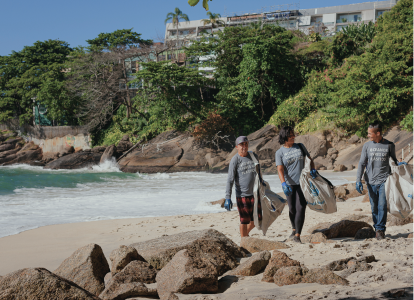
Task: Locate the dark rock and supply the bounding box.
[44,152,102,170]
[0,268,100,299]
[262,251,301,283]
[0,147,21,158]
[308,220,374,239]
[2,137,23,145]
[59,146,75,157]
[100,145,116,163]
[388,288,406,298]
[156,249,218,300]
[54,243,110,296]
[210,198,225,208]
[301,268,349,285]
[240,237,289,253]
[0,143,15,152]
[130,229,247,275]
[229,251,271,276]
[116,141,133,153]
[333,164,346,172]
[2,149,43,166]
[17,141,39,152]
[355,227,376,239]
[300,232,329,244]
[92,146,106,153]
[273,266,306,286]
[99,261,157,300]
[109,245,146,276]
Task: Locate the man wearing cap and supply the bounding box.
[225,136,262,237]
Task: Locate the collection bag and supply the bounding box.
[299,156,337,214]
[385,157,413,219]
[248,151,286,235]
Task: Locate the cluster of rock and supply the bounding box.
[1,228,384,300]
[0,131,42,166]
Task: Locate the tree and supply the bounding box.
[165,8,189,60]
[86,29,151,51]
[186,23,302,134]
[188,0,211,11]
[201,12,224,33]
[130,61,215,136]
[0,40,74,125]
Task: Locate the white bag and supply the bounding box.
[248,152,286,235]
[385,158,413,219]
[299,156,337,214]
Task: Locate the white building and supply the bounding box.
[164,0,397,42]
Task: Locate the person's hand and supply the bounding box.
[310,169,318,179]
[356,182,363,194]
[224,199,233,211]
[261,180,266,187]
[398,162,408,166]
[282,182,292,197]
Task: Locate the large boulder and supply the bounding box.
[354,227,376,239]
[44,152,102,169]
[100,145,116,163]
[156,249,218,300]
[295,135,327,158]
[334,186,347,199]
[130,229,247,275]
[2,148,43,166]
[109,245,146,276]
[273,266,306,286]
[99,261,157,300]
[54,243,110,296]
[0,143,15,152]
[228,251,271,276]
[301,268,349,285]
[308,220,374,239]
[0,147,21,158]
[261,251,301,282]
[240,237,289,253]
[116,140,133,153]
[0,268,100,299]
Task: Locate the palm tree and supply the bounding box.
[201,12,225,35]
[165,7,189,62]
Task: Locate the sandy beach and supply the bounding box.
[0,193,412,299]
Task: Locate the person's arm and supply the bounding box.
[225,157,237,199]
[277,165,285,183]
[356,144,368,182]
[276,151,292,196]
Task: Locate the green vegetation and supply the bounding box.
[400,111,413,132]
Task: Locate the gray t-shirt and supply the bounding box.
[225,153,260,199]
[356,139,398,185]
[275,143,310,185]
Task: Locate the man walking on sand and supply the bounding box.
[356,122,402,240]
[224,136,262,237]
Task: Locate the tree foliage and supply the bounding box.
[0,40,76,124]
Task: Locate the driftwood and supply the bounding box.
[116,139,143,162]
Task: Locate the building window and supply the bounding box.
[311,16,322,25]
[337,13,362,23]
[376,10,389,18]
[276,20,297,28]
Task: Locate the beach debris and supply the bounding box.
[156,249,218,300]
[240,237,289,253]
[54,243,109,296]
[355,227,376,239]
[129,229,247,275]
[308,220,374,239]
[261,251,301,283]
[109,245,146,276]
[99,261,157,300]
[0,268,100,299]
[228,251,271,276]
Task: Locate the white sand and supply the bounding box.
[0,196,412,299]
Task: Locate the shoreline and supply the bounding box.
[0,194,411,276]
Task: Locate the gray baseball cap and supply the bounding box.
[235,136,248,146]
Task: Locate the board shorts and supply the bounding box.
[236,196,262,224]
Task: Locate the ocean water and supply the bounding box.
[0,161,352,238]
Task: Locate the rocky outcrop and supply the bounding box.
[228,251,271,276]
[273,266,306,286]
[308,220,374,239]
[44,152,102,169]
[156,249,218,300]
[129,229,247,275]
[0,268,100,299]
[109,245,146,276]
[240,237,289,253]
[54,243,110,296]
[99,261,157,300]
[273,266,348,286]
[100,145,116,163]
[262,251,301,282]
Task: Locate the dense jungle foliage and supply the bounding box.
[0,0,412,146]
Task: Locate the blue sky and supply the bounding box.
[1,0,378,56]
